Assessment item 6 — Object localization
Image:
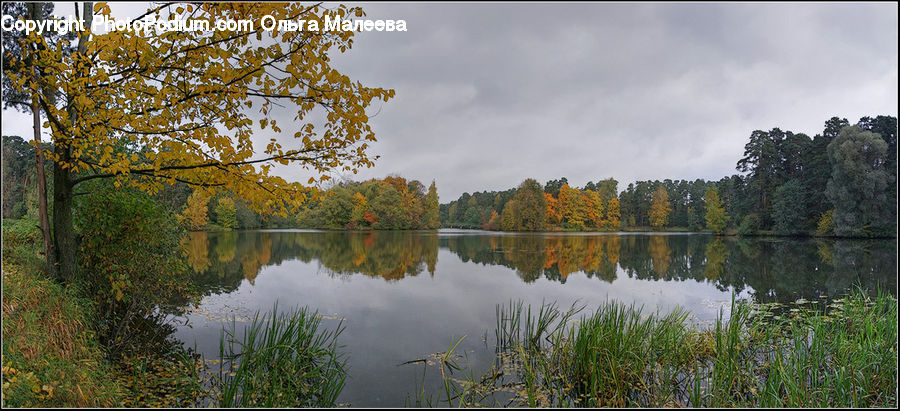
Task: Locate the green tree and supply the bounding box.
[704,188,729,235]
[514,178,547,231]
[737,129,781,228]
[543,177,568,197]
[320,187,353,229]
[1,135,36,219]
[215,197,238,230]
[500,199,518,231]
[772,179,806,235]
[825,126,895,237]
[370,185,409,229]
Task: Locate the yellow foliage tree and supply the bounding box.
[648,186,672,229]
[583,190,605,229]
[605,197,621,231]
[10,2,395,280]
[350,192,369,228]
[558,184,587,229]
[178,190,210,230]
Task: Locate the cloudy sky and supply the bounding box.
[2,2,897,201]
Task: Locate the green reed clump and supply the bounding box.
[559,302,697,406]
[214,303,346,407]
[747,290,898,408]
[416,290,897,408]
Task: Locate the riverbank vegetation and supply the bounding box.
[440,115,896,238]
[1,258,120,407]
[412,292,898,407]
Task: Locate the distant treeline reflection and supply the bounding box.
[182,231,896,303]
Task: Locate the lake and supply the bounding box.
[171,229,896,407]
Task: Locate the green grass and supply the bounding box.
[213,303,347,407]
[416,291,898,408]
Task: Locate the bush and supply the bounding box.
[737,214,760,236]
[816,209,835,236]
[75,188,196,356]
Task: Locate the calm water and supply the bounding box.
[171,229,896,407]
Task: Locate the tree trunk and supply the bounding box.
[31,96,56,279]
[52,1,92,283]
[52,144,76,282]
[27,2,56,279]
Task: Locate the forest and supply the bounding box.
[4,114,895,238]
[441,115,897,238]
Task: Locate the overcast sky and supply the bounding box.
[2,2,897,201]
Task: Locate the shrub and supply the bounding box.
[816,209,835,236]
[75,188,196,355]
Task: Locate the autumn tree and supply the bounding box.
[484,210,500,230]
[544,193,560,226]
[9,3,395,281]
[558,184,587,229]
[424,181,439,229]
[178,190,210,230]
[648,186,671,229]
[350,192,368,228]
[583,190,605,229]
[605,197,621,231]
[704,188,728,235]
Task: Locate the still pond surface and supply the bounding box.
[171,229,896,407]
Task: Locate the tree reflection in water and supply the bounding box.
[181,231,896,304]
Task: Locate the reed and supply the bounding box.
[415,290,898,408]
[214,303,346,407]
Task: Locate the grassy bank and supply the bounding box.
[1,261,121,407]
[415,292,898,407]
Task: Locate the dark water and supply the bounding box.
[171,229,896,407]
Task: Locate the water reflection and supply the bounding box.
[182,231,896,304]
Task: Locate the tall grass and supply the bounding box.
[1,260,121,407]
[213,303,346,407]
[416,291,898,408]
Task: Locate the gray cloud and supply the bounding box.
[2,2,896,202]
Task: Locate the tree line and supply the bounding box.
[295,176,440,230]
[440,114,896,237]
